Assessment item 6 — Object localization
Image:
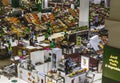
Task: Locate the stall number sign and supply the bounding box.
[76,36,81,46]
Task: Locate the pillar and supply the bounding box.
[42,0,48,9]
[44,0,48,8]
[79,0,89,27]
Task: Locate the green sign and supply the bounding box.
[76,36,81,46]
[103,45,120,83]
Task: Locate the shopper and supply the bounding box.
[5,45,9,57]
[50,39,56,49]
[8,42,13,59]
[29,38,34,46]
[45,32,49,40]
[95,15,99,27]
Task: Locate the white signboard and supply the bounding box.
[81,56,89,70]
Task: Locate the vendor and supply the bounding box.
[4,46,9,58]
[65,58,73,74]
[8,42,13,59]
[63,31,69,42]
[45,32,49,40]
[50,39,56,49]
[29,38,34,46]
[46,22,52,36]
[47,27,52,35]
[94,15,99,27]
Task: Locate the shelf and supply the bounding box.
[48,1,78,6]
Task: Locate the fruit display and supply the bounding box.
[0,0,81,42]
[39,24,48,30]
[25,14,32,23]
[89,4,109,27]
[76,26,88,31]
[1,0,10,5]
[4,17,20,24]
[25,13,41,25]
[42,14,48,22]
[50,19,68,33]
[46,70,64,83]
[68,8,79,18]
[30,13,41,25]
[68,68,87,77]
[61,15,77,27]
[48,13,55,22]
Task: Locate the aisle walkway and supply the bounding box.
[93,72,102,83]
[0,76,27,83]
[0,59,11,68]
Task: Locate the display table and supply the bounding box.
[35,62,52,73]
[61,42,75,54]
[2,30,87,57]
[18,67,37,82]
[45,71,65,83]
[18,58,52,83]
[18,65,46,83]
[66,72,86,83]
[45,75,64,83]
[59,70,86,83]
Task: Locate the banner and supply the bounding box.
[103,45,120,83]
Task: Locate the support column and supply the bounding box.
[105,0,111,8]
[42,0,48,8]
[79,0,89,27]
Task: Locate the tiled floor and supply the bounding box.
[0,59,11,68]
[0,76,27,83]
[93,72,102,83]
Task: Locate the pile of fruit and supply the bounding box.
[76,26,88,31]
[68,68,87,77]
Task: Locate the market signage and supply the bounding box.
[76,36,81,46]
[103,45,120,82]
[81,56,89,71]
[105,55,120,72]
